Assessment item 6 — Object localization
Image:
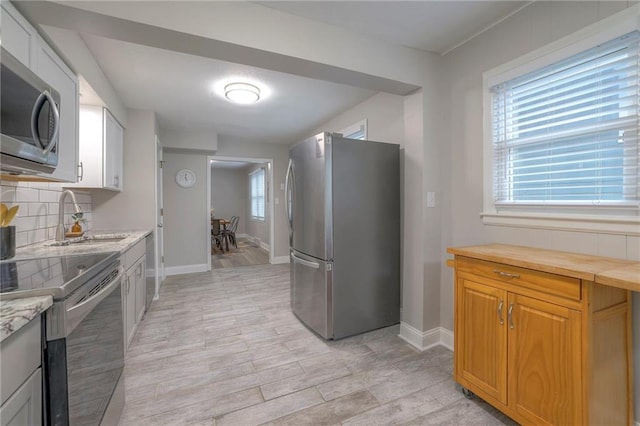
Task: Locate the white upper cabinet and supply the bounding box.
[1,1,79,183]
[69,106,123,191]
[0,2,37,67]
[103,108,123,190]
[34,37,79,183]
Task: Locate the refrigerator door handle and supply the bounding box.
[285,158,294,240]
[291,252,320,269]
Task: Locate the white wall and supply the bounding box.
[92,109,156,232]
[441,2,639,421]
[211,167,247,236]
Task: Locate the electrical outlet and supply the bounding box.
[427,192,435,208]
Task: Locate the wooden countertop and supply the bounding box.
[447,244,638,291]
[595,263,640,292]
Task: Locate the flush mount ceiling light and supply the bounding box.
[224,82,260,104]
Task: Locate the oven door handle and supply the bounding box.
[65,267,124,334]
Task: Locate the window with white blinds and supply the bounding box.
[490,31,639,207]
[250,168,265,221]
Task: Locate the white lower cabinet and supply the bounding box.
[122,240,147,351]
[0,319,42,426]
[0,369,41,426]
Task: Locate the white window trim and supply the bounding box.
[482,5,640,236]
[249,167,266,222]
[339,119,368,140]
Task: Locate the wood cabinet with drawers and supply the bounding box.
[448,244,635,426]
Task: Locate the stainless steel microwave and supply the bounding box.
[1,47,60,175]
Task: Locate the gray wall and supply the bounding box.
[441,2,639,420]
[92,109,156,231]
[311,92,404,144]
[211,167,247,236]
[215,138,289,259]
[245,163,270,246]
[163,151,208,269]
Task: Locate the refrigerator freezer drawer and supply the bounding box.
[290,251,332,339]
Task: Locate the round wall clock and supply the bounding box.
[175,169,197,188]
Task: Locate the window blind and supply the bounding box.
[491,31,639,206]
[250,168,265,220]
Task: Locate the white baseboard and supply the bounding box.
[236,233,248,239]
[244,234,271,251]
[164,263,208,276]
[271,255,290,264]
[398,322,454,351]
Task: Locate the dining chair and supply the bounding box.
[223,216,239,248]
[211,219,224,253]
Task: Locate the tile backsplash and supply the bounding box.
[0,181,92,248]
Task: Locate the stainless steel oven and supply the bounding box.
[0,252,124,425]
[0,47,60,175]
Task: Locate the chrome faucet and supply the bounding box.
[56,190,82,241]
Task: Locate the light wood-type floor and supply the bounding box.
[118,264,516,425]
[211,238,269,269]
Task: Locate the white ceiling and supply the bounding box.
[80,32,376,144]
[259,1,529,54]
[40,1,529,146]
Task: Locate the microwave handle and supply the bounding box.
[30,90,60,155]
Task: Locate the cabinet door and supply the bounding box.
[135,258,146,322]
[124,270,137,351]
[455,277,508,404]
[0,368,41,426]
[507,294,582,425]
[103,109,123,191]
[0,2,37,67]
[35,38,79,183]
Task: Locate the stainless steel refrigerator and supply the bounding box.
[286,132,400,339]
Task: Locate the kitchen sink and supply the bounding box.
[75,237,126,244]
[48,235,128,246]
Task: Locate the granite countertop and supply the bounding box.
[0,296,52,342]
[9,229,152,261]
[0,229,151,341]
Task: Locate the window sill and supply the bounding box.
[481,211,640,236]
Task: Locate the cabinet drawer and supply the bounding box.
[124,240,145,270]
[456,257,581,301]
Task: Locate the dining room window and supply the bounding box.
[250,168,265,221]
[489,31,639,208]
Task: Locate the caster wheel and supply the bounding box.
[461,387,475,399]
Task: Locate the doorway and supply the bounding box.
[206,155,275,271]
